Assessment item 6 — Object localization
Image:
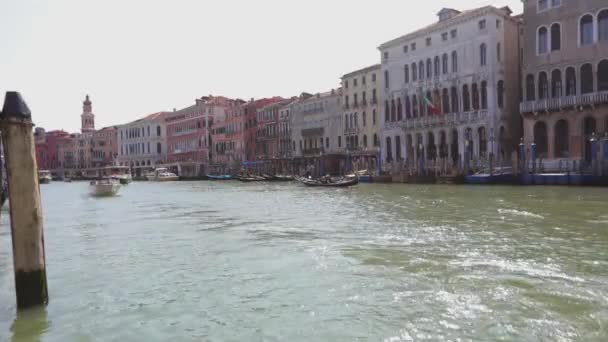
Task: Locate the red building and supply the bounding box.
[243,97,283,162]
[211,99,246,173]
[34,128,70,170]
[165,95,234,175]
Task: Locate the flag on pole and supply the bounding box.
[423,92,441,115]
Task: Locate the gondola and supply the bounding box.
[206,174,234,180]
[299,176,359,188]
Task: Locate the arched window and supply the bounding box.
[526,74,536,101]
[419,61,425,80]
[390,99,396,121]
[478,127,487,156]
[600,10,608,41]
[481,81,488,109]
[551,23,561,51]
[157,142,162,154]
[566,67,576,96]
[538,26,548,54]
[397,98,403,121]
[363,135,368,148]
[472,83,479,110]
[404,65,409,83]
[442,88,450,114]
[395,135,402,161]
[385,100,390,122]
[451,51,458,72]
[434,56,440,76]
[598,60,608,91]
[497,81,504,108]
[554,120,569,158]
[580,14,594,45]
[581,63,594,94]
[384,70,390,88]
[442,53,448,74]
[326,137,330,149]
[412,63,418,81]
[156,126,161,136]
[386,137,393,162]
[534,121,548,159]
[362,112,367,126]
[412,95,419,118]
[374,134,379,147]
[426,58,432,78]
[345,114,349,128]
[462,85,470,111]
[551,69,562,98]
[405,96,412,119]
[480,43,487,66]
[425,91,432,116]
[538,72,549,99]
[451,87,458,113]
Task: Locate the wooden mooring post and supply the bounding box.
[0,91,48,309]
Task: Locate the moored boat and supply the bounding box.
[89,179,121,197]
[236,175,266,182]
[206,174,234,180]
[146,168,179,182]
[299,175,359,187]
[38,170,52,184]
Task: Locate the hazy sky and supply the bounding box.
[1,0,522,132]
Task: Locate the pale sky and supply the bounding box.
[0,0,522,133]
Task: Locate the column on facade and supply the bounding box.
[458,127,466,170]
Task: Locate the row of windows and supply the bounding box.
[121,126,162,140]
[386,18,501,60]
[524,60,608,101]
[344,110,377,129]
[344,89,378,108]
[343,73,377,89]
[295,134,380,152]
[384,81,504,122]
[121,142,162,156]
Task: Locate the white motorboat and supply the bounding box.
[38,170,52,184]
[103,166,133,184]
[146,168,179,182]
[89,179,121,197]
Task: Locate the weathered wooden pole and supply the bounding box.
[0,91,48,309]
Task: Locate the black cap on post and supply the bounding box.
[1,92,32,120]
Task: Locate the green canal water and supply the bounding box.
[0,182,607,341]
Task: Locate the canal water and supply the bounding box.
[0,182,607,341]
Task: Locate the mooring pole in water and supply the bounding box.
[0,91,48,309]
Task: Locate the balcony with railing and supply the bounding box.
[384,110,489,130]
[520,91,608,114]
[344,127,362,135]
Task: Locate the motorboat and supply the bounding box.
[206,174,234,180]
[103,166,133,184]
[146,168,179,182]
[89,179,121,197]
[299,175,359,188]
[38,170,52,184]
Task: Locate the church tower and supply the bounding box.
[81,95,95,133]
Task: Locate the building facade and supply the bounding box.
[520,0,608,170]
[210,99,246,174]
[341,64,383,172]
[117,112,168,175]
[91,126,118,168]
[379,6,522,176]
[290,90,343,175]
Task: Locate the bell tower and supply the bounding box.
[81,95,95,133]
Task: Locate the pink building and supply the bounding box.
[91,126,118,167]
[165,96,233,176]
[34,128,71,171]
[211,99,246,173]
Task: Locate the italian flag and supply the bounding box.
[424,93,441,115]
